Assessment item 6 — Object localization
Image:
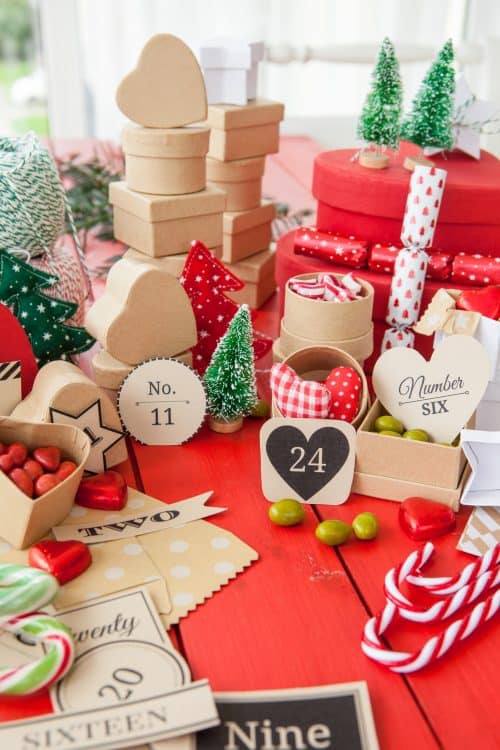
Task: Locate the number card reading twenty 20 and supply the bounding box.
[260,418,356,505]
[117,358,207,445]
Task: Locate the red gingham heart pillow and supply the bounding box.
[270,363,331,419]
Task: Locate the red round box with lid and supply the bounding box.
[313,143,500,256]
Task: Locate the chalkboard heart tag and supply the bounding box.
[260,418,356,505]
[372,335,490,444]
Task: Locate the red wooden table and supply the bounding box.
[0,138,498,749]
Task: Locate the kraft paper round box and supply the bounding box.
[313,143,500,256]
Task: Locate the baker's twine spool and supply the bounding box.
[0,133,91,295]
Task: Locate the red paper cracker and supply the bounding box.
[451,253,500,287]
[293,227,368,269]
[369,243,452,281]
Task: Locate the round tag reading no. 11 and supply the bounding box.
[117,358,207,445]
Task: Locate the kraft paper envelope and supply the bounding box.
[457,506,500,557]
[0,537,172,615]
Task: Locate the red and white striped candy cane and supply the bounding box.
[362,543,500,673]
[406,543,499,594]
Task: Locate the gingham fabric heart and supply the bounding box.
[270,363,331,419]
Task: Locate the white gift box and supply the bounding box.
[199,39,264,105]
[435,315,500,382]
[461,429,500,506]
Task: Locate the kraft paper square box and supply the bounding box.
[354,399,470,510]
[225,247,276,308]
[206,100,284,161]
[222,202,275,263]
[109,181,226,257]
[207,155,265,211]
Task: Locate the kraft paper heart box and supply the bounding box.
[273,273,374,366]
[0,417,90,549]
[354,335,490,509]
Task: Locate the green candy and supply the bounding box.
[379,430,402,437]
[403,429,430,442]
[250,399,270,419]
[374,415,404,434]
[352,512,379,540]
[269,499,305,526]
[315,520,351,546]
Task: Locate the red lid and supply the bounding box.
[312,143,500,225]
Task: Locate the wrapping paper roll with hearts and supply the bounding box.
[382,165,447,352]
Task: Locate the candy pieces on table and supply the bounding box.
[75,470,128,511]
[362,542,499,673]
[28,540,92,585]
[399,497,456,541]
[288,272,362,302]
[0,439,77,498]
[11,360,127,474]
[116,34,207,127]
[268,499,305,527]
[271,362,331,419]
[0,562,75,695]
[85,253,197,366]
[315,513,379,546]
[456,285,500,321]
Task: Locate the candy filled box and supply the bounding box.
[271,345,369,428]
[274,272,374,365]
[0,417,90,549]
[353,399,469,510]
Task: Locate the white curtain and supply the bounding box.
[49,0,500,142]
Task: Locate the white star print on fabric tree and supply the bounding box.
[425,75,499,159]
[49,399,125,474]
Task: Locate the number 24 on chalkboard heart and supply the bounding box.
[260,418,356,505]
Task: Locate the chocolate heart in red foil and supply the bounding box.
[399,497,456,541]
[75,470,128,511]
[456,285,500,320]
[29,540,92,584]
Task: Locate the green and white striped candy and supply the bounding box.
[0,563,59,616]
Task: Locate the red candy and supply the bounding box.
[456,285,500,320]
[9,467,33,498]
[34,473,60,497]
[399,497,456,541]
[7,442,28,467]
[33,446,61,473]
[325,366,362,422]
[23,459,44,481]
[28,540,92,584]
[56,460,78,482]
[0,453,14,473]
[76,470,128,511]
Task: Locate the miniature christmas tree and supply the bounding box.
[400,39,455,163]
[0,250,94,365]
[204,304,258,433]
[357,37,402,167]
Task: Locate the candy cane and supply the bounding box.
[0,563,75,694]
[362,544,500,673]
[0,612,75,695]
[406,544,499,594]
[362,589,499,673]
[0,563,60,616]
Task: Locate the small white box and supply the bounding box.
[199,39,264,105]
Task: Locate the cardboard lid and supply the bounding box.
[200,40,265,69]
[223,202,276,234]
[226,246,275,281]
[207,155,266,182]
[205,99,284,130]
[122,124,210,158]
[313,142,500,225]
[110,181,226,222]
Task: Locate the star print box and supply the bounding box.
[313,144,500,256]
[274,272,374,365]
[0,417,90,549]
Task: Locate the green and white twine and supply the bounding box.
[0,133,90,285]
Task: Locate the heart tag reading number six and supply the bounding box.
[260,418,356,505]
